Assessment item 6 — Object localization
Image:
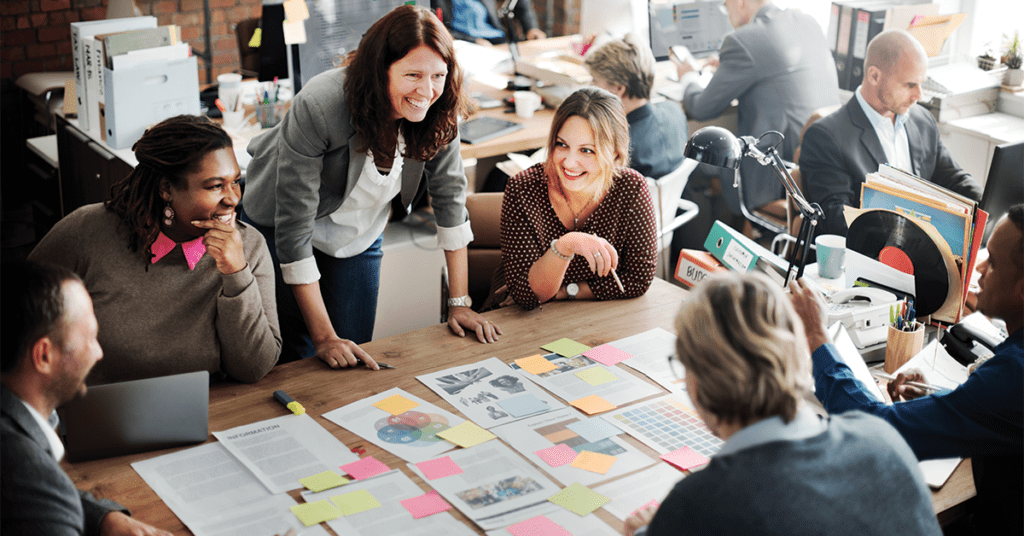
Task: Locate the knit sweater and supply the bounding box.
[28,204,281,384]
[647,411,942,536]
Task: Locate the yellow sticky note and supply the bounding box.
[547,483,610,516]
[570,395,617,415]
[331,489,382,516]
[290,499,341,526]
[436,420,496,448]
[516,355,558,375]
[298,470,350,492]
[542,338,592,357]
[574,367,618,386]
[373,394,420,415]
[570,451,617,474]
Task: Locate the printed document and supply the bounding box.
[611,328,686,392]
[592,464,681,521]
[510,353,662,406]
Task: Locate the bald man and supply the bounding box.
[800,29,982,236]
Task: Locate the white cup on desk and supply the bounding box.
[217,73,243,112]
[221,109,246,131]
[815,234,846,279]
[513,91,542,119]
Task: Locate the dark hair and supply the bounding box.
[1,261,82,373]
[1007,203,1024,267]
[105,115,232,261]
[344,5,466,162]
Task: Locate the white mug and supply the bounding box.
[815,234,846,279]
[513,91,542,119]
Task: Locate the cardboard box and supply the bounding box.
[102,56,200,149]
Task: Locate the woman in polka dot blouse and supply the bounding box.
[492,87,657,310]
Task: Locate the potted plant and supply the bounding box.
[978,42,1000,71]
[1002,32,1023,86]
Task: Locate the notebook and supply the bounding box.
[60,370,210,462]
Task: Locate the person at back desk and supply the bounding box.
[800,29,982,236]
[431,0,545,45]
[585,33,688,179]
[790,204,1024,534]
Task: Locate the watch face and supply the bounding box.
[567,283,579,297]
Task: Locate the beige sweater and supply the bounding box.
[29,204,281,384]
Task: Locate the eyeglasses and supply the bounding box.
[667,354,685,380]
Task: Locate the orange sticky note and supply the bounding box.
[373,394,419,415]
[515,355,557,375]
[570,395,617,415]
[570,451,617,474]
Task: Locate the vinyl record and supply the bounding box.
[846,210,952,316]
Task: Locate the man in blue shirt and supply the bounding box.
[790,204,1024,534]
[431,0,545,45]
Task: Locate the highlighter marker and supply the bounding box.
[274,390,305,415]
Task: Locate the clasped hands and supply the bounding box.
[557,232,619,277]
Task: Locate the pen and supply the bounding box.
[359,360,396,369]
[870,371,940,393]
[214,98,226,113]
[273,390,305,415]
[611,269,625,293]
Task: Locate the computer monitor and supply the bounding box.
[580,0,649,45]
[649,0,733,62]
[980,140,1024,244]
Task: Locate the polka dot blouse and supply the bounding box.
[500,163,658,310]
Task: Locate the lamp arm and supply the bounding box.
[499,0,521,18]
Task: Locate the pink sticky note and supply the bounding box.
[507,515,571,536]
[415,456,464,480]
[660,446,710,471]
[631,499,659,517]
[340,456,390,480]
[583,344,633,366]
[534,444,578,468]
[400,490,452,519]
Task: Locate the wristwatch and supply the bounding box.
[447,295,473,308]
[566,283,579,300]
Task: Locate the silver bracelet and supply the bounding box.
[550,238,573,261]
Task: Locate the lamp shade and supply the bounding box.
[684,126,743,170]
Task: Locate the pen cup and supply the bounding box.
[255,102,284,128]
[221,109,246,131]
[884,322,925,374]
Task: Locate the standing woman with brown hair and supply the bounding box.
[29,115,281,384]
[243,5,500,368]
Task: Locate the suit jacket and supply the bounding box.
[1,385,126,535]
[244,67,469,268]
[800,97,982,236]
[431,0,539,43]
[683,4,839,210]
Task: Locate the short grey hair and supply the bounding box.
[584,33,655,100]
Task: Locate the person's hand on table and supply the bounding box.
[526,28,546,40]
[315,336,378,370]
[448,306,502,343]
[887,368,930,402]
[558,232,619,277]
[193,217,247,275]
[789,278,832,351]
[624,503,658,536]
[101,512,172,536]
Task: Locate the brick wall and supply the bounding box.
[1,0,261,83]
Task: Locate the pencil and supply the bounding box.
[870,371,940,392]
[611,269,625,293]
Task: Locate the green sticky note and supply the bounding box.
[290,499,341,526]
[547,483,610,516]
[574,367,618,386]
[542,338,592,357]
[298,470,350,492]
[436,420,496,448]
[331,489,382,516]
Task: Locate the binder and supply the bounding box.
[827,3,842,61]
[834,3,854,90]
[703,220,788,286]
[850,3,893,90]
[674,249,727,288]
[103,56,200,149]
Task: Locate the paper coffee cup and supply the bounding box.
[815,234,846,279]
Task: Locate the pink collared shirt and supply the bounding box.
[151,232,206,270]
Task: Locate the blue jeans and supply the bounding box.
[241,210,382,363]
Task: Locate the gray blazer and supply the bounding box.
[683,4,840,210]
[1,385,126,535]
[800,98,982,236]
[244,68,469,266]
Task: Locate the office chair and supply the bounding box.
[441,192,503,321]
[235,18,261,79]
[646,160,700,280]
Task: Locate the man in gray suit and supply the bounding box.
[801,29,982,236]
[1,261,170,536]
[671,0,838,253]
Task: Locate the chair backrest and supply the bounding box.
[236,18,261,78]
[465,192,504,307]
[646,160,700,279]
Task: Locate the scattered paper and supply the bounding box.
[566,419,621,443]
[593,465,680,521]
[571,395,617,415]
[516,355,558,375]
[613,328,686,392]
[416,456,464,480]
[575,367,619,386]
[534,444,578,467]
[299,470,349,492]
[632,499,660,516]
[511,353,662,407]
[331,489,382,516]
[498,393,551,418]
[437,421,497,448]
[373,394,421,415]
[485,509,620,536]
[604,394,723,457]
[547,483,609,516]
[506,515,571,536]
[542,338,592,357]
[340,457,390,480]
[584,345,634,366]
[291,500,340,526]
[570,451,617,474]
[400,490,452,519]
[660,446,710,471]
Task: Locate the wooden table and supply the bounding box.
[63,278,974,534]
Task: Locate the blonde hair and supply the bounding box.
[674,272,813,426]
[584,33,655,100]
[543,87,630,201]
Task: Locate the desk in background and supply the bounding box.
[63,278,974,535]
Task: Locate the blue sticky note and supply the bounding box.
[567,418,622,443]
[498,394,550,418]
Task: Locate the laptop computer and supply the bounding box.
[59,370,210,462]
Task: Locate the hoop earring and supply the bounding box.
[162,203,175,227]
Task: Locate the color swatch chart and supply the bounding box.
[605,395,723,458]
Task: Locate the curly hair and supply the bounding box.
[343,4,466,162]
[104,115,232,262]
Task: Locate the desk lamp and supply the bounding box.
[683,126,823,285]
